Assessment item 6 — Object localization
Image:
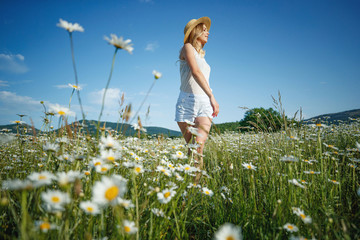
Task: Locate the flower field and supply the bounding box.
[1,19,359,240]
[0,118,359,239]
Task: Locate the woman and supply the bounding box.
[175,17,219,170]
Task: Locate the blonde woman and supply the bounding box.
[175,17,219,169]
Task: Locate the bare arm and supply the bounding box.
[182,43,219,117]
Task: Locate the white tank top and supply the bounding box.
[179,46,211,95]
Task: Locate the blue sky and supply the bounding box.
[1,0,359,131]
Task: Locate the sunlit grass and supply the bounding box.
[0,118,359,239]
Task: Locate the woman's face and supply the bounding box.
[197,24,209,45]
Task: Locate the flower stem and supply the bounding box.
[97,48,119,139]
[69,32,86,121]
[20,190,28,240]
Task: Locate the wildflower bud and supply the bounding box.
[40,101,44,104]
[56,212,62,218]
[1,197,9,206]
[79,192,85,197]
[277,199,282,204]
[329,218,333,223]
[144,183,147,187]
[155,187,160,192]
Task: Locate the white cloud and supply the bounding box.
[145,42,159,52]
[0,53,29,74]
[0,91,42,119]
[0,80,9,87]
[88,88,123,108]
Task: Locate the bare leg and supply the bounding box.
[177,122,193,144]
[194,116,212,170]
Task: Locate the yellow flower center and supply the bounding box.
[101,167,108,172]
[87,207,94,212]
[300,214,306,219]
[58,111,66,115]
[40,222,51,230]
[161,169,166,172]
[124,226,131,233]
[247,165,252,169]
[290,136,294,139]
[310,171,314,174]
[316,123,321,127]
[164,192,171,198]
[107,156,115,162]
[51,196,60,203]
[205,191,210,195]
[226,236,235,240]
[39,175,47,180]
[14,121,21,124]
[288,225,294,230]
[85,171,90,176]
[105,186,119,201]
[135,167,141,173]
[185,167,190,171]
[94,162,101,166]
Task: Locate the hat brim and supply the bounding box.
[183,17,211,44]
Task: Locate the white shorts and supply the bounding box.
[175,91,213,122]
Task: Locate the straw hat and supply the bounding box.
[183,17,211,44]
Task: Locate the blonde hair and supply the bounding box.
[181,23,206,58]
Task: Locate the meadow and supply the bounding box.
[0,19,359,240]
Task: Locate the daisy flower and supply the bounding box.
[80,201,101,215]
[49,104,75,117]
[41,190,71,212]
[28,171,56,187]
[157,188,176,204]
[123,220,138,234]
[152,70,162,79]
[292,207,312,224]
[92,175,127,206]
[187,126,202,137]
[100,135,120,150]
[100,149,121,163]
[242,163,257,171]
[283,223,299,233]
[57,18,84,32]
[327,179,340,185]
[35,220,57,233]
[116,198,135,209]
[68,83,82,91]
[303,170,321,175]
[288,179,306,189]
[43,142,60,152]
[214,223,243,240]
[134,164,144,175]
[202,187,214,197]
[2,179,33,191]
[104,34,134,54]
[95,163,113,174]
[57,171,82,186]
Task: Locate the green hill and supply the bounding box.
[0,120,182,137]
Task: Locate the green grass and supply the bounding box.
[0,119,359,239]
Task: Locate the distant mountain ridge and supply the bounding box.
[0,119,182,137]
[305,109,360,122]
